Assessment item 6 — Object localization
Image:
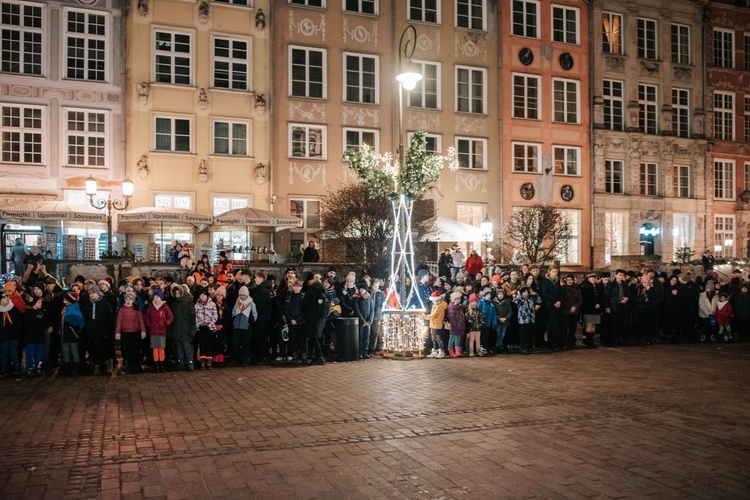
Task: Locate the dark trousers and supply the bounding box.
[306,319,325,360]
[289,324,305,357]
[480,325,495,351]
[546,308,562,348]
[232,328,251,363]
[121,332,142,370]
[611,309,629,344]
[358,323,371,354]
[535,308,548,347]
[519,323,534,349]
[251,320,269,361]
[369,318,382,352]
[88,336,108,370]
[563,315,578,346]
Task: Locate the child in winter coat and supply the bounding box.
[0,291,23,377]
[60,291,85,375]
[145,288,174,373]
[446,292,466,357]
[515,286,541,354]
[195,289,218,369]
[493,289,514,353]
[714,292,734,342]
[354,284,374,358]
[424,291,448,358]
[23,282,49,376]
[231,286,257,366]
[115,292,146,374]
[478,289,497,354]
[85,284,114,375]
[464,294,484,356]
[169,285,196,372]
[283,279,305,363]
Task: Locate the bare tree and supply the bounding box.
[501,205,572,266]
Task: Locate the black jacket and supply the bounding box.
[251,280,273,323]
[83,298,114,338]
[23,297,49,344]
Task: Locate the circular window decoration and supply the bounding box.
[520,182,535,200]
[559,53,574,70]
[561,184,574,202]
[519,48,534,66]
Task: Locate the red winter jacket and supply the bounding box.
[465,255,484,276]
[145,303,174,336]
[714,300,733,326]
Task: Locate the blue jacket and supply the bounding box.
[63,303,86,331]
[515,294,541,324]
[478,297,497,328]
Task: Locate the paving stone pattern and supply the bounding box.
[0,344,749,499]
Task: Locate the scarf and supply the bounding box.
[235,297,252,318]
[0,301,14,326]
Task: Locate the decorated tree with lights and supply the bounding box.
[345,130,457,353]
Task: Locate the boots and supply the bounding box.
[187,361,195,372]
[476,346,484,357]
[585,334,597,348]
[455,347,462,357]
[448,347,456,358]
[435,349,445,359]
[469,348,475,357]
[206,359,213,370]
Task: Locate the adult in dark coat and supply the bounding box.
[249,271,273,363]
[83,285,114,374]
[539,267,563,350]
[560,275,583,348]
[606,270,631,346]
[663,276,688,342]
[580,274,605,348]
[300,272,327,365]
[437,249,453,281]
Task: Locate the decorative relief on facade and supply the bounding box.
[198,1,209,23]
[288,162,326,185]
[605,137,625,152]
[674,66,692,82]
[407,112,440,131]
[342,19,377,46]
[454,33,486,61]
[641,140,659,158]
[593,97,604,127]
[288,102,326,122]
[416,33,440,54]
[198,88,208,111]
[593,135,606,191]
[75,91,96,102]
[661,106,673,134]
[604,56,625,71]
[454,171,487,193]
[289,12,326,41]
[137,82,150,104]
[627,102,639,130]
[628,139,641,190]
[342,106,379,127]
[693,112,705,137]
[454,116,486,135]
[639,60,660,76]
[137,0,148,16]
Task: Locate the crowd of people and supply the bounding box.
[0,248,747,377]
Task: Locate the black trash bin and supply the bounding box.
[336,317,359,361]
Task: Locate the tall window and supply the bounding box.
[714,215,735,258]
[65,109,106,167]
[289,124,326,159]
[672,214,693,257]
[558,209,580,265]
[290,0,324,6]
[605,159,624,194]
[512,0,539,38]
[456,203,484,254]
[154,30,192,85]
[714,92,734,141]
[212,120,248,156]
[553,78,578,123]
[344,128,378,155]
[456,137,486,170]
[673,165,690,198]
[65,9,106,81]
[745,34,750,70]
[0,0,42,75]
[637,18,657,60]
[457,0,485,31]
[602,12,622,54]
[670,23,690,65]
[212,36,250,91]
[344,0,376,14]
[745,162,750,193]
[714,160,735,200]
[211,194,251,255]
[409,132,441,155]
[713,29,733,68]
[638,84,658,134]
[513,74,540,120]
[553,145,579,176]
[552,5,578,44]
[672,88,689,138]
[289,198,321,261]
[289,46,326,99]
[344,53,377,104]
[1,104,42,164]
[604,211,626,264]
[155,116,191,153]
[745,97,750,143]
[456,66,486,114]
[513,142,540,173]
[408,61,439,109]
[603,80,623,131]
[639,162,657,196]
[408,0,438,23]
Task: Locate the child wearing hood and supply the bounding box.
[23,282,49,376]
[446,291,465,357]
[516,286,541,354]
[714,292,734,342]
[464,293,484,356]
[493,289,513,354]
[231,285,257,366]
[478,289,497,354]
[115,291,146,374]
[424,291,447,359]
[60,291,85,375]
[145,287,174,373]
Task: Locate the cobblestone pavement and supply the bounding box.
[0,343,748,499]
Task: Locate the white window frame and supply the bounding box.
[456,203,485,254]
[0,0,43,76]
[638,84,658,135]
[553,145,580,176]
[713,28,734,69]
[714,91,734,141]
[289,45,327,99]
[407,60,440,109]
[639,162,658,196]
[0,103,44,165]
[512,141,540,174]
[714,214,735,258]
[558,209,580,265]
[455,136,487,170]
[714,160,735,201]
[512,0,540,38]
[674,165,690,198]
[211,118,251,157]
[408,0,440,24]
[211,193,251,216]
[671,23,690,65]
[288,123,326,160]
[512,73,541,120]
[455,65,486,114]
[290,0,325,7]
[602,12,623,55]
[343,0,378,15]
[603,79,624,131]
[343,127,379,157]
[456,0,486,31]
[214,0,252,5]
[605,159,624,194]
[62,107,108,168]
[211,33,251,92]
[672,88,690,138]
[153,114,193,153]
[551,4,579,45]
[552,78,579,124]
[289,198,321,259]
[153,191,195,246]
[63,7,107,82]
[637,18,657,60]
[672,213,694,257]
[604,211,628,264]
[408,131,441,155]
[152,27,194,86]
[343,52,379,104]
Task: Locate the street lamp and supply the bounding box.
[481,215,493,273]
[85,176,133,257]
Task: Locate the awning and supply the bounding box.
[116,207,214,234]
[205,206,303,233]
[0,200,107,229]
[420,216,484,242]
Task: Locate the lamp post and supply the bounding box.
[481,215,493,274]
[85,176,134,257]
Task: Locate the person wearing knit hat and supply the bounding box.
[60,291,84,374]
[238,285,249,297]
[231,284,257,366]
[88,284,101,297]
[423,288,448,358]
[428,290,443,302]
[446,290,466,357]
[215,285,226,297]
[63,291,79,304]
[145,285,173,373]
[116,291,147,374]
[151,287,164,300]
[468,292,478,303]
